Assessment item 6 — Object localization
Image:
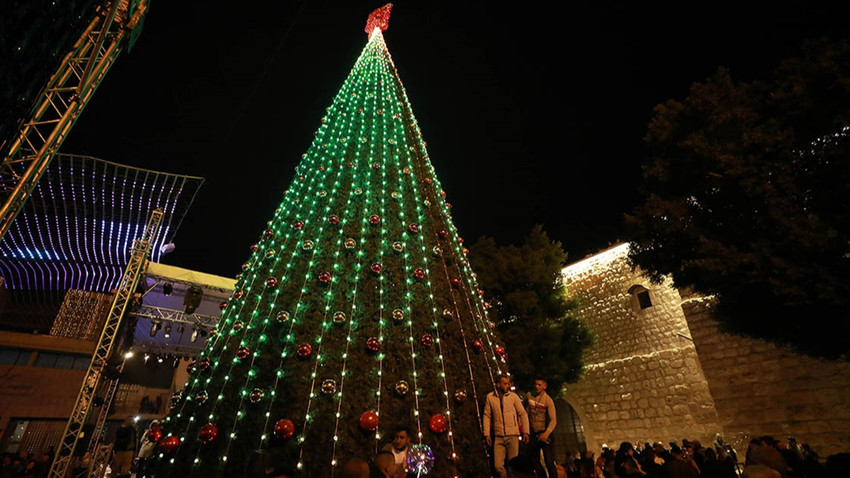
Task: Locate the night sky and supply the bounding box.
[61,1,850,278]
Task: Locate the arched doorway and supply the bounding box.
[553,398,587,462]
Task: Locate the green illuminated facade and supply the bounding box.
[152,25,505,478]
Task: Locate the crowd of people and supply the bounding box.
[556,435,845,478]
[0,449,53,478]
[3,373,848,478]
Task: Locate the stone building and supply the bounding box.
[557,243,850,458]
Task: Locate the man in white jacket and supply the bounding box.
[484,376,530,478]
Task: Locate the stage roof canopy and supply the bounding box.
[0,154,204,329]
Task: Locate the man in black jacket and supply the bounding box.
[112,417,138,478]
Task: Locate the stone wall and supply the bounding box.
[560,245,722,452]
[683,297,850,456]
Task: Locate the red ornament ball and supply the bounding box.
[440,190,447,197]
[472,339,484,352]
[293,220,304,230]
[413,268,426,280]
[359,411,379,431]
[318,271,332,283]
[495,346,507,359]
[219,301,228,311]
[148,426,163,443]
[478,289,485,297]
[233,290,245,300]
[250,244,259,253]
[451,277,462,288]
[371,262,382,274]
[421,334,434,347]
[297,343,312,358]
[266,277,279,289]
[369,214,381,225]
[274,419,295,440]
[423,177,432,185]
[429,414,448,433]
[439,230,448,239]
[403,167,411,174]
[186,360,196,374]
[328,215,339,225]
[365,337,381,352]
[408,223,419,233]
[198,358,212,371]
[198,424,219,444]
[264,229,274,238]
[158,435,180,453]
[236,346,251,360]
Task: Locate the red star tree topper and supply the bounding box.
[365,3,393,37]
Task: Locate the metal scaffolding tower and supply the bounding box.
[47,208,163,478]
[0,0,151,243]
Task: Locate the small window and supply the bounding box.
[73,356,91,370]
[636,290,652,309]
[54,355,76,369]
[0,349,28,365]
[34,352,59,368]
[627,284,653,309]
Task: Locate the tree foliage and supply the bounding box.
[469,225,592,393]
[627,37,850,358]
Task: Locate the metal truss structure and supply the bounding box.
[130,305,220,356]
[132,304,221,330]
[85,366,123,456]
[48,208,163,478]
[0,0,150,243]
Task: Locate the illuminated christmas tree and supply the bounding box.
[150,5,508,477]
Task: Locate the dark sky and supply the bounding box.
[62,1,850,278]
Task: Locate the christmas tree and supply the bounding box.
[150,5,508,477]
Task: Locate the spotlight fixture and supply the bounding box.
[177,324,185,334]
[149,320,162,337]
[184,286,203,314]
[157,355,164,363]
[163,282,173,296]
[144,353,150,363]
[190,328,199,343]
[163,323,172,338]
